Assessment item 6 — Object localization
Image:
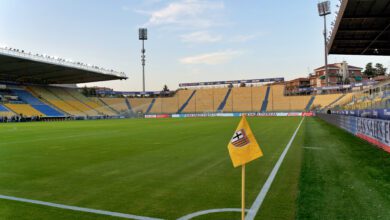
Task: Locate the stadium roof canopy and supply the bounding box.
[327,0,390,56]
[0,48,127,84]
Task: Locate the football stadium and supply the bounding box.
[1,0,389,220]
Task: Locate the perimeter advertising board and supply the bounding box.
[318,114,390,153]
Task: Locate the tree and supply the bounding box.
[375,63,387,76]
[239,82,246,87]
[90,87,97,96]
[81,86,88,96]
[162,84,169,92]
[363,62,375,77]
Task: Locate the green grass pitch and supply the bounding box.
[0,117,389,219]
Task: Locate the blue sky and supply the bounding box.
[0,0,389,91]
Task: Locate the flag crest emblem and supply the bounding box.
[231,129,250,147]
[227,115,263,167]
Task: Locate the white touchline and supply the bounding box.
[245,117,305,220]
[0,194,163,220]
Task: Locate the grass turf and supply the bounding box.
[1,117,389,219]
[297,117,390,219]
[0,117,302,219]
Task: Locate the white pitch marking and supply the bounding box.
[0,194,163,220]
[245,117,305,220]
[177,208,249,220]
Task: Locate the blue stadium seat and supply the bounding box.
[31,104,64,117]
[0,104,10,112]
[11,89,65,117]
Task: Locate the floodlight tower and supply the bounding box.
[317,1,331,86]
[139,28,147,93]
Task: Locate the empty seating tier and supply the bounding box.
[100,98,129,112]
[129,98,153,114]
[312,94,343,109]
[5,104,44,117]
[28,86,86,116]
[12,88,64,117]
[0,104,15,117]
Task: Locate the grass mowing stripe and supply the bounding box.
[0,194,162,220]
[297,118,390,219]
[245,117,304,220]
[0,117,301,219]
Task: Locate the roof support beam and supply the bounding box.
[361,22,390,54]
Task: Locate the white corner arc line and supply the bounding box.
[0,194,163,220]
[245,117,305,220]
[177,208,249,220]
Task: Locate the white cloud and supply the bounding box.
[143,0,225,28]
[229,33,265,43]
[180,50,243,65]
[180,31,222,43]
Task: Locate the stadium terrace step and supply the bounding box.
[31,104,64,117]
[11,89,65,117]
[146,98,156,114]
[125,98,133,113]
[217,88,232,112]
[5,104,44,117]
[325,94,346,109]
[0,104,10,112]
[0,104,15,117]
[305,96,316,111]
[178,90,196,113]
[98,98,120,114]
[261,86,270,112]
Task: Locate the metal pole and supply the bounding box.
[142,40,146,92]
[323,15,329,86]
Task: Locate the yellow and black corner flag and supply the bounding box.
[228,115,263,167]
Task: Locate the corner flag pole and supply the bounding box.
[242,164,245,220]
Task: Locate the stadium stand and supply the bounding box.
[128,98,153,114]
[186,89,207,113]
[329,93,354,109]
[177,90,196,113]
[311,94,343,109]
[91,97,120,114]
[11,88,64,117]
[217,88,232,112]
[149,97,163,113]
[178,89,198,113]
[46,87,99,116]
[28,86,86,116]
[229,87,260,112]
[0,104,15,117]
[261,86,270,112]
[267,85,311,111]
[181,88,229,113]
[66,89,117,116]
[145,98,156,114]
[5,104,43,117]
[125,98,133,113]
[100,98,129,113]
[305,96,315,111]
[161,97,179,113]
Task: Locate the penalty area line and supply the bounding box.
[245,117,305,220]
[0,194,163,220]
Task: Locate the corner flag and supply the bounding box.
[228,115,263,167]
[227,115,263,220]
